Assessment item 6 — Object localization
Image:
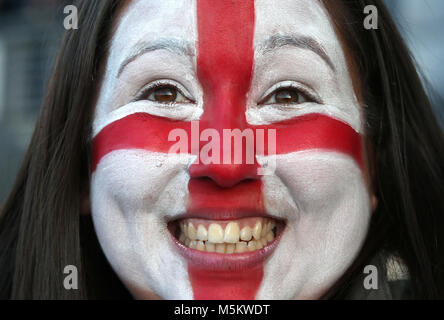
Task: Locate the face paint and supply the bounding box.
[187,0,262,299]
[91,0,371,300]
[91,0,198,300]
[250,0,370,299]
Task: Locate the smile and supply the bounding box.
[168,215,285,271]
[178,217,277,253]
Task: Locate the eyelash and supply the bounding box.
[133,80,193,103]
[259,82,321,105]
[132,80,320,106]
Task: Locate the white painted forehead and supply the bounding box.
[254,0,343,65]
[110,0,343,70]
[108,0,197,76]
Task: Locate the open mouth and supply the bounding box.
[173,217,278,253]
[168,216,285,270]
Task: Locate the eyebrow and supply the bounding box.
[117,38,194,77]
[257,34,336,72]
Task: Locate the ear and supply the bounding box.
[371,194,378,212]
[80,187,91,216]
[364,137,378,214]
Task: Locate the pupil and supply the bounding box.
[275,89,297,103]
[154,87,177,102]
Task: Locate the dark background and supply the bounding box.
[0,0,443,202]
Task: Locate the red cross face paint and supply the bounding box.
[91,0,372,300]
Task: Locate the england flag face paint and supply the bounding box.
[90,0,372,299]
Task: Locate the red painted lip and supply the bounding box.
[168,220,285,272]
[172,210,270,221]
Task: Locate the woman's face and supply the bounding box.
[91,0,372,299]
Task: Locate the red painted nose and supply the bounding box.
[191,1,257,189]
[189,161,260,188]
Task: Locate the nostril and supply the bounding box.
[189,163,260,189]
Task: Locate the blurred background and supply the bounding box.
[0,0,443,202]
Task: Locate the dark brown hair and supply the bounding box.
[0,0,443,299]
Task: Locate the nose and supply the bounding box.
[189,162,260,188]
[190,57,260,187]
[188,87,261,188]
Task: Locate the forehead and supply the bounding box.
[109,0,198,73]
[253,0,341,62]
[109,0,342,69]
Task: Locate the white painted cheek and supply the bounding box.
[90,0,199,299]
[90,150,196,299]
[256,155,299,222]
[256,152,371,299]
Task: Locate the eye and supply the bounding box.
[137,84,192,104]
[260,88,312,105]
[147,85,190,103]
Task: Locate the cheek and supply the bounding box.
[256,151,372,299]
[89,150,196,299]
[91,150,195,215]
[276,152,369,214]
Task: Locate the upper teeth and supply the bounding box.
[177,218,277,254]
